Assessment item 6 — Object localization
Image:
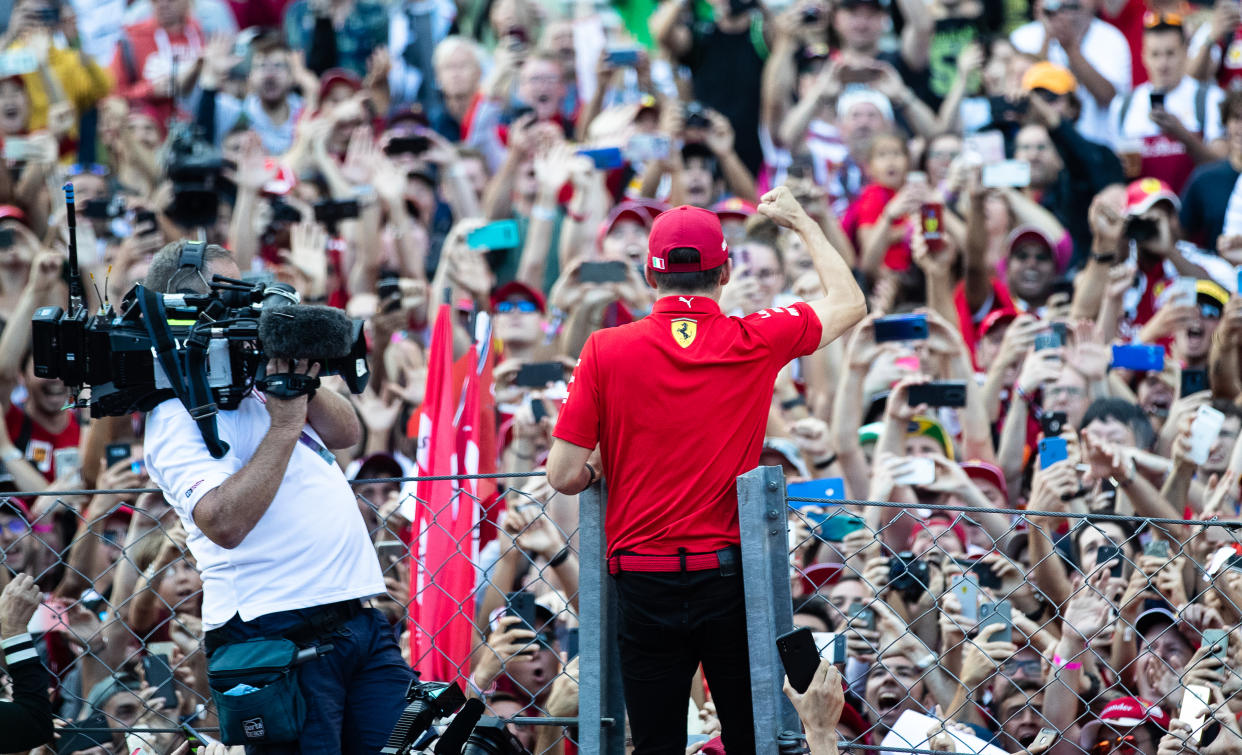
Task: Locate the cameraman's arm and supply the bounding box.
[306,386,362,451]
[191,385,310,550]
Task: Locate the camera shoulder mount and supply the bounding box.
[135,285,231,458]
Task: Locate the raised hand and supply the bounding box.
[757,186,810,230]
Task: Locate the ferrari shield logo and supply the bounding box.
[671,318,697,348]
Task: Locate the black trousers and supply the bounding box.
[612,568,756,755]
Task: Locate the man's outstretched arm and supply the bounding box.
[757,187,866,348]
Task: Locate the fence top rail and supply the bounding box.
[786,495,1242,528]
[0,471,551,500]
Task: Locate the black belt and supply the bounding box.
[205,599,365,654]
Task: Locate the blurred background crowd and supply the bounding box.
[3,0,1242,752]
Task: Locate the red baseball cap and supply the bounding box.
[647,205,729,273]
[711,197,758,219]
[908,514,968,550]
[979,307,1018,336]
[319,68,362,102]
[799,562,843,594]
[1096,697,1170,730]
[489,281,547,314]
[1125,178,1180,215]
[961,460,1008,501]
[0,205,27,224]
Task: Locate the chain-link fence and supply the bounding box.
[4,467,1242,755]
[0,471,584,754]
[769,474,1242,755]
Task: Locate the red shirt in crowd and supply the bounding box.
[4,403,81,482]
[1099,0,1149,85]
[848,184,911,271]
[553,296,822,557]
[225,0,292,28]
[110,18,206,121]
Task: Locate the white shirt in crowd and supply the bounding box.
[145,395,385,630]
[1109,76,1224,146]
[1010,18,1132,143]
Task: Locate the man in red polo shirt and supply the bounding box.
[547,186,865,753]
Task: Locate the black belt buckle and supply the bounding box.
[717,546,739,577]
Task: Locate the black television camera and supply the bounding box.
[380,681,530,755]
[163,121,224,228]
[31,192,369,458]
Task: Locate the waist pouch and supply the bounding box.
[208,638,306,746]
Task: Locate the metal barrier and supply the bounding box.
[5,466,1242,755]
[0,471,584,754]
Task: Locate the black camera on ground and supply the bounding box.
[379,682,531,755]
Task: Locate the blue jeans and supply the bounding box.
[207,604,414,755]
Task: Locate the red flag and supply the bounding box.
[409,304,475,683]
[474,328,501,547]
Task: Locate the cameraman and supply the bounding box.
[142,241,413,752]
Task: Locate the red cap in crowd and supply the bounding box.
[490,281,547,314]
[647,205,729,273]
[319,68,362,102]
[799,562,843,594]
[1006,225,1069,274]
[1095,697,1170,730]
[711,197,758,220]
[1125,178,1180,215]
[960,460,1007,502]
[979,307,1018,337]
[908,514,968,550]
[0,205,28,224]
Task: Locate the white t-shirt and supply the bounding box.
[1109,76,1224,144]
[145,396,385,629]
[1010,18,1133,143]
[1107,76,1224,191]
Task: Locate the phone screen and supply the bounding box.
[506,591,539,632]
[978,600,1012,642]
[105,443,132,467]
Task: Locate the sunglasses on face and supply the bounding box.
[495,300,538,314]
[1090,734,1142,755]
[1003,658,1042,675]
[1143,10,1183,27]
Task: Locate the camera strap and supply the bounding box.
[136,286,231,459]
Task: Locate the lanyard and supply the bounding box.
[298,431,336,466]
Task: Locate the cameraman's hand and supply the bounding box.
[263,359,315,432]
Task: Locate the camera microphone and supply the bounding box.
[259,304,357,362]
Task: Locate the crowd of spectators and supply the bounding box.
[0,0,1240,752]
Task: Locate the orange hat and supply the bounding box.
[1022,62,1077,95]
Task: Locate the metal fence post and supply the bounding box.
[578,481,626,754]
[737,465,803,752]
